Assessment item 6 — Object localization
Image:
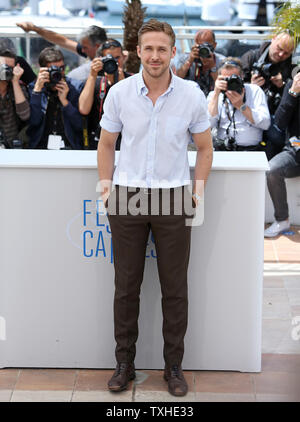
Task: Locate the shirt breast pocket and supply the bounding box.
[163,116,188,141]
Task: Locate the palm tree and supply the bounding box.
[122,0,147,73]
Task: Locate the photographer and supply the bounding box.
[79,39,132,150]
[207,58,270,151]
[176,29,225,96]
[241,31,296,159]
[27,47,83,150]
[0,48,30,149]
[264,71,300,237]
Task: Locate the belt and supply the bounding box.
[116,185,183,194]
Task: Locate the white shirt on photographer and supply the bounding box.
[207,83,271,147]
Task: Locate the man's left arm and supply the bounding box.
[191,128,213,205]
[12,64,30,121]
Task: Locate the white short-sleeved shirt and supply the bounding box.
[207,83,271,146]
[100,70,210,188]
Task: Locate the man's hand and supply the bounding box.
[270,72,284,88]
[117,66,125,81]
[34,67,50,92]
[90,57,104,78]
[251,72,265,87]
[12,63,24,82]
[214,75,227,94]
[16,21,35,32]
[225,88,245,109]
[55,80,69,106]
[188,45,201,64]
[291,72,300,94]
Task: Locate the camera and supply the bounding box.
[101,54,118,74]
[224,74,244,94]
[198,42,214,59]
[47,65,63,86]
[0,63,13,81]
[252,62,280,81]
[0,128,7,148]
[213,136,237,151]
[265,88,282,115]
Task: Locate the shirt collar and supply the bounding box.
[137,68,175,96]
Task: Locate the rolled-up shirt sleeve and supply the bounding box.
[100,87,123,133]
[248,85,271,130]
[189,85,211,133]
[206,90,219,128]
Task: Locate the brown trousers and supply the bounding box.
[106,185,194,366]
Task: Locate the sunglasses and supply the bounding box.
[101,41,122,50]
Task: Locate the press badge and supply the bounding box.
[47,135,65,150]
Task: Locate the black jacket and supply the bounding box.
[241,42,294,90]
[275,79,300,138]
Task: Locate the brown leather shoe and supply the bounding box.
[108,362,135,392]
[164,365,188,397]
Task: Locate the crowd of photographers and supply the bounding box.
[0,24,298,159]
[0,23,299,238]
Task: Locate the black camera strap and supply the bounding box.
[97,76,108,120]
[256,45,270,67]
[224,98,237,140]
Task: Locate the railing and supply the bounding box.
[0,24,274,63]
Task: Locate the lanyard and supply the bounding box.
[224,98,237,139]
[98,76,108,121]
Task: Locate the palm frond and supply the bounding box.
[271,1,300,47]
[122,0,147,73]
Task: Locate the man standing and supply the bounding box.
[79,39,131,149]
[0,48,30,148]
[27,47,83,149]
[97,19,213,397]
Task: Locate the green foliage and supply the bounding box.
[271,1,300,47]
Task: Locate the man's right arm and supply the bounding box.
[16,22,78,54]
[97,129,119,204]
[176,46,199,79]
[79,58,103,115]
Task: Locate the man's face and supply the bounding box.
[80,37,99,60]
[137,31,176,80]
[269,34,294,63]
[220,67,241,80]
[102,47,125,68]
[195,33,216,52]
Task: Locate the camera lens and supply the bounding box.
[0,64,13,81]
[48,66,62,85]
[198,46,211,59]
[102,55,118,74]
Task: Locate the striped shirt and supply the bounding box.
[0,83,30,143]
